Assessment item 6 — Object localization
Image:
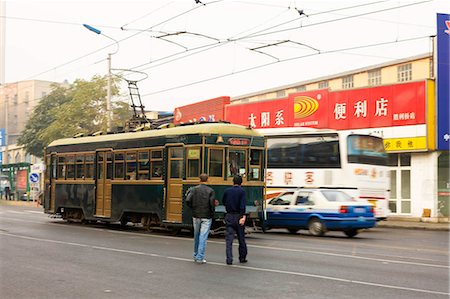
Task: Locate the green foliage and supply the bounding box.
[18,76,130,157]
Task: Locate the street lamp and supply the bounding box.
[83,24,119,131]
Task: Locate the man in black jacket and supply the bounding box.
[223,175,248,265]
[186,173,215,264]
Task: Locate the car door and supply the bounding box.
[266,192,294,227]
[293,191,314,227]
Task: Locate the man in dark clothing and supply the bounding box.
[222,175,248,265]
[186,173,215,264]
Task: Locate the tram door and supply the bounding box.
[165,146,184,222]
[47,154,57,213]
[95,150,112,218]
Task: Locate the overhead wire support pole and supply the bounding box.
[83,24,119,131]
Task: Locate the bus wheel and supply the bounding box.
[287,228,299,234]
[308,218,325,236]
[344,229,359,238]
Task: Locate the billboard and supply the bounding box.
[437,13,450,150]
[173,96,230,124]
[226,81,427,131]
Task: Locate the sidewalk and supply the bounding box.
[376,217,449,231]
[0,199,40,207]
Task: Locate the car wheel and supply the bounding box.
[308,218,325,236]
[344,229,359,238]
[287,228,299,234]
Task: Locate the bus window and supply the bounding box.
[267,134,340,168]
[249,149,262,181]
[228,149,246,177]
[187,147,201,178]
[347,135,387,166]
[209,148,224,177]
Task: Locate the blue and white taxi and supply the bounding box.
[265,188,376,237]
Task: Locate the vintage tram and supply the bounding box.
[43,122,266,231]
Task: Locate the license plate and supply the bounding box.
[354,207,365,213]
[358,216,366,222]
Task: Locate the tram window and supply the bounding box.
[58,156,66,179]
[170,160,183,178]
[114,152,125,179]
[187,148,201,178]
[51,156,57,179]
[66,156,75,179]
[106,153,113,180]
[152,150,162,159]
[150,149,163,179]
[85,154,94,179]
[138,151,150,180]
[151,161,163,178]
[209,149,224,177]
[76,155,85,179]
[171,148,183,159]
[228,150,246,177]
[126,152,137,180]
[249,149,262,181]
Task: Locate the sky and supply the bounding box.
[2,0,449,112]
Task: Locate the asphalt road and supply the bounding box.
[0,205,449,299]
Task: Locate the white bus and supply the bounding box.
[258,127,390,220]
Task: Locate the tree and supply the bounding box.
[18,76,130,157]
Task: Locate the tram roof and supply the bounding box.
[47,122,262,148]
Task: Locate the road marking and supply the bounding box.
[1,231,448,297]
[1,215,448,269]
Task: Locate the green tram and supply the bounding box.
[43,122,266,232]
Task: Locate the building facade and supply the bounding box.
[174,51,449,222]
[0,80,58,200]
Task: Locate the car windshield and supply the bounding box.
[320,190,353,202]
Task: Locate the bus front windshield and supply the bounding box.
[347,135,387,166]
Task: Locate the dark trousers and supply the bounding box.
[5,187,10,200]
[225,214,247,263]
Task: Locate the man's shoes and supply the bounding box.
[239,259,248,263]
[226,261,233,265]
[195,259,206,264]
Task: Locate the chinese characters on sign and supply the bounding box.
[226,81,425,130]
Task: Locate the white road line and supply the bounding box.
[1,231,448,297]
[1,215,448,269]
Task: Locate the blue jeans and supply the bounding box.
[193,218,212,261]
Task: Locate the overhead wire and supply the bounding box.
[130,0,433,74]
[140,35,432,97]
